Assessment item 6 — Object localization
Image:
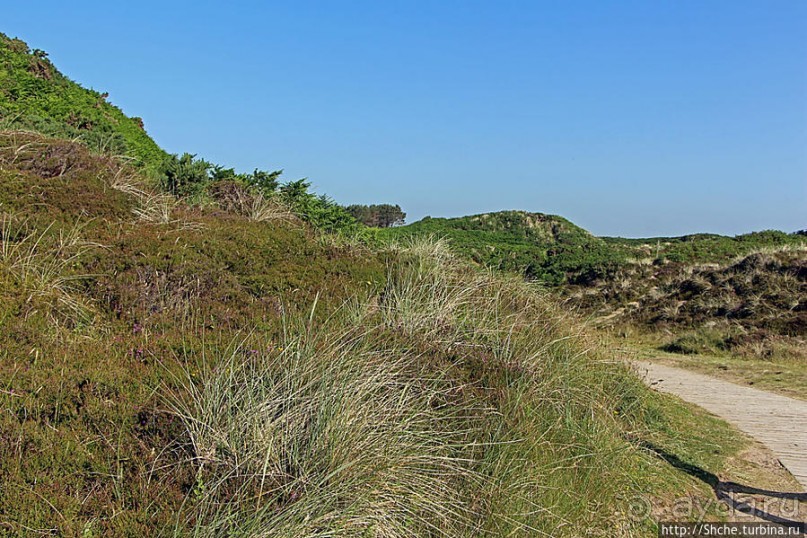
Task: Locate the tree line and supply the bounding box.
[345,204,406,228]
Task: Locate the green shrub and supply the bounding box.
[158,153,212,197]
[279,179,361,234]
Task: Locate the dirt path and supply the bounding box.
[636,361,807,490]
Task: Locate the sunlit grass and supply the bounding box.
[0,211,97,326]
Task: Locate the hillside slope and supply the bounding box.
[379,210,613,283]
[0,33,167,170]
[385,211,806,285]
[1,132,771,536]
[385,211,806,344]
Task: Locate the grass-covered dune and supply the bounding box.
[382,211,806,287]
[566,246,807,347]
[377,210,609,284]
[382,211,807,369]
[0,132,762,536]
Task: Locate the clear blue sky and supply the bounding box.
[4,1,806,236]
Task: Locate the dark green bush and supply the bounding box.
[279,180,361,234]
[159,153,212,197]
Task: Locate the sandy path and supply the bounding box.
[635,361,807,490]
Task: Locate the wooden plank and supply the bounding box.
[635,361,807,490]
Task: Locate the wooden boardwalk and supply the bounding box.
[635,361,807,490]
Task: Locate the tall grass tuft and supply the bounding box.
[132,193,180,224]
[0,211,98,326]
[246,192,295,223]
[165,320,482,537]
[379,236,482,340]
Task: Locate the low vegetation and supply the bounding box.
[565,246,806,363]
[378,211,610,284]
[382,212,806,286]
[381,211,806,375]
[0,131,773,536]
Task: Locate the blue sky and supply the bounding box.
[4,1,806,236]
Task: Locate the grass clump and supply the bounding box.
[166,323,478,537]
[207,179,294,223]
[0,212,97,326]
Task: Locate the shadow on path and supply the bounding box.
[641,441,805,532]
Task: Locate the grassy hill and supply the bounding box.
[0,33,799,536]
[383,211,807,368]
[378,210,613,284]
[2,133,778,535]
[382,211,806,285]
[0,33,167,171]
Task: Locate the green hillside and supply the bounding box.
[382,211,806,286]
[382,212,807,368]
[0,33,167,171]
[3,131,778,535]
[378,210,614,284]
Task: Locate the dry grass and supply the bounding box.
[379,237,485,340]
[0,211,98,326]
[165,322,481,537]
[207,180,296,223]
[245,192,295,223]
[107,160,150,199]
[131,192,205,231]
[132,192,180,224]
